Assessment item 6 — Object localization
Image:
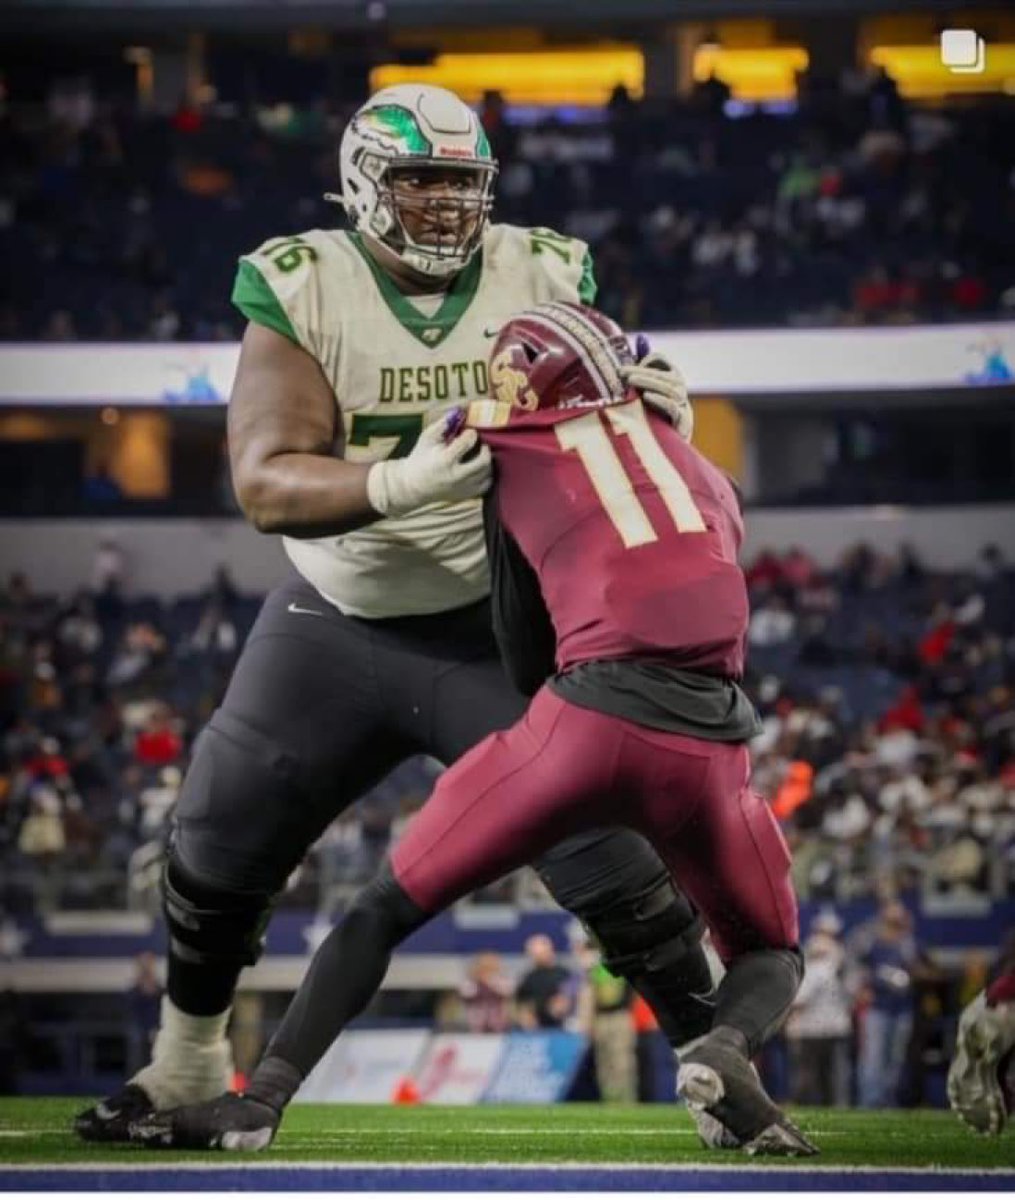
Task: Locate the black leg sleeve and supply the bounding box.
[713,948,804,1058]
[534,828,717,1050]
[255,866,429,1089]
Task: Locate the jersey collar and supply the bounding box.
[349,232,483,350]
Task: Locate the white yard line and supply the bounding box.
[2,1160,1012,1176]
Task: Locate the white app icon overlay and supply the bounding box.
[939,29,986,75]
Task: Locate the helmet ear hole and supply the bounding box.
[520,340,540,364]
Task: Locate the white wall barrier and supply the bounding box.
[1,322,1012,403]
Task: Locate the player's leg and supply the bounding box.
[75,577,416,1141]
[130,688,623,1149]
[532,830,716,1052]
[948,957,1015,1134]
[427,642,717,1055]
[627,732,812,1153]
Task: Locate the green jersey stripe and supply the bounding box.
[231,259,300,345]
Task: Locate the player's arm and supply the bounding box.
[229,323,490,538]
[229,322,376,538]
[483,490,557,696]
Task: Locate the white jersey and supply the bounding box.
[233,223,594,618]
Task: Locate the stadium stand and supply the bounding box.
[2,544,1012,918]
[2,70,1013,340]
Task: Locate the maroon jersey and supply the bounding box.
[471,397,749,677]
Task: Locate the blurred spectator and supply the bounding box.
[81,463,123,507]
[855,901,917,1108]
[515,935,575,1030]
[134,706,182,767]
[574,926,637,1104]
[188,602,238,657]
[787,914,853,1106]
[458,951,514,1034]
[91,539,125,596]
[107,623,167,689]
[749,595,797,647]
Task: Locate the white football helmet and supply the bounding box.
[334,84,498,279]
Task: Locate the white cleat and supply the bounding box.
[948,991,1015,1136]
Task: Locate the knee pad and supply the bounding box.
[580,875,705,980]
[172,710,311,895]
[579,876,716,1050]
[162,854,274,972]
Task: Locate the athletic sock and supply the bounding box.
[712,949,803,1057]
[131,996,234,1108]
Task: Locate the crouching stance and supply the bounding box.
[132,303,815,1156]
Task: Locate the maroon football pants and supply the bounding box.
[392,687,798,962]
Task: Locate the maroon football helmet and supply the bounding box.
[488,302,636,412]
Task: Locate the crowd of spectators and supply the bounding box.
[746,541,1015,905]
[2,539,1012,1108]
[2,61,1013,339]
[2,540,1012,920]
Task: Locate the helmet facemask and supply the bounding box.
[374,159,497,278]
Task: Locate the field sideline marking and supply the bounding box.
[3,1161,1013,1177]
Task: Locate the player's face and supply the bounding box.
[389,165,484,254]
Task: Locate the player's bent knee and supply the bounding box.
[162,854,275,972]
[580,875,704,979]
[349,863,430,946]
[579,875,718,1048]
[172,711,310,895]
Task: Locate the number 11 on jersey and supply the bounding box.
[555,402,706,549]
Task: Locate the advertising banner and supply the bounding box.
[411,1033,506,1105]
[293,1029,430,1104]
[482,1031,587,1104]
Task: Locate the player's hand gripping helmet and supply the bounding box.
[334,84,498,280]
[488,302,636,412]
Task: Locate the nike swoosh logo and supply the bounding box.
[483,326,501,338]
[287,601,324,617]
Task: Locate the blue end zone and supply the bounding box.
[3,1166,1015,1191]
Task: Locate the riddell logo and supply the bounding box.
[435,146,473,158]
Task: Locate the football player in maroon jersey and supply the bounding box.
[132,302,815,1157]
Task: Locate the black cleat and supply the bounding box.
[677,1033,818,1157]
[74,1083,155,1143]
[129,1091,280,1152]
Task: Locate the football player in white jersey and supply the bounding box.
[76,84,727,1143]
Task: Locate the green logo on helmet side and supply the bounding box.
[358,105,432,155]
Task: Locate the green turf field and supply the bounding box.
[0,1098,1010,1170]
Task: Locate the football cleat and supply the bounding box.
[677,1032,817,1157]
[948,990,1015,1136]
[74,1083,156,1143]
[130,1091,281,1152]
[690,1106,742,1150]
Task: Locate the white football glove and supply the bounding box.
[367,418,492,519]
[620,343,694,443]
